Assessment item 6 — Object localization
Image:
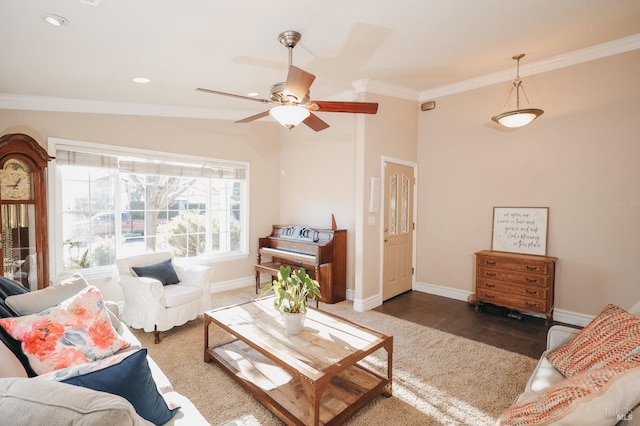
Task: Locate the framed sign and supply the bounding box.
[491,207,549,255]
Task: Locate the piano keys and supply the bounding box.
[255,225,346,304]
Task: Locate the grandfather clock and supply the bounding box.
[0,133,54,290]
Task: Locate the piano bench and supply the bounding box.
[255,262,286,293]
[255,262,319,308]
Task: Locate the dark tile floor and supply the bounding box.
[374,291,577,359]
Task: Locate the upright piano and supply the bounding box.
[255,225,346,304]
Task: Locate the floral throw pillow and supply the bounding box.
[0,286,130,375]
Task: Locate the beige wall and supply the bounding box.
[1,49,638,320]
[278,112,357,289]
[417,50,640,319]
[276,93,418,302]
[357,94,418,302]
[0,111,282,289]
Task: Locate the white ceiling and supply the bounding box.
[1,0,640,121]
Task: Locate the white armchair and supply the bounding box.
[116,252,213,343]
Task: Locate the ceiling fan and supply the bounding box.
[196,30,379,132]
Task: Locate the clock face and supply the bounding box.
[1,159,32,200]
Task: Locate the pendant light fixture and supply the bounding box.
[492,54,544,128]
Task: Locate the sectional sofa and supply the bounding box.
[0,274,209,425]
[498,301,640,425]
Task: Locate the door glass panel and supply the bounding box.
[401,174,409,234]
[389,174,397,235]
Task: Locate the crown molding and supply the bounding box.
[0,93,244,120]
[1,34,638,117]
[419,33,640,102]
[352,79,420,101]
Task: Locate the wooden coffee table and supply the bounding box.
[204,297,393,426]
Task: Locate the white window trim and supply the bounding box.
[47,137,250,280]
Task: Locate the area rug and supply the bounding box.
[132,287,537,425]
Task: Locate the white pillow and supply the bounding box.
[5,273,89,315]
[627,300,640,318]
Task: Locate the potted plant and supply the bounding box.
[260,265,321,334]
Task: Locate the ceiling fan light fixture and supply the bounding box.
[196,30,378,132]
[492,54,544,128]
[269,105,310,129]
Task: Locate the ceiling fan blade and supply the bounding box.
[303,113,330,132]
[196,88,271,104]
[284,66,316,102]
[307,100,379,114]
[235,110,270,123]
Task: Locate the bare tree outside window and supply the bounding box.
[123,174,196,251]
[54,140,247,275]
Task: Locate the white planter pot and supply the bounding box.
[281,311,306,335]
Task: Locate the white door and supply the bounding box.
[382,161,414,300]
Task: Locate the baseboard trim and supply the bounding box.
[352,293,382,312]
[415,281,591,327]
[346,287,355,301]
[413,281,471,302]
[209,277,593,327]
[553,309,593,328]
[211,276,256,293]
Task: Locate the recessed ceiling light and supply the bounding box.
[132,77,151,84]
[41,14,68,27]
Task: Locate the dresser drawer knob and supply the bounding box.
[526,278,538,283]
[486,272,496,277]
[485,294,495,299]
[525,301,538,307]
[526,265,539,271]
[486,283,496,288]
[526,289,538,295]
[486,261,496,266]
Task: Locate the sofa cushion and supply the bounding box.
[132,259,180,285]
[0,277,31,373]
[545,303,640,377]
[520,356,566,397]
[162,284,203,308]
[162,391,211,425]
[0,286,130,375]
[0,377,147,426]
[497,362,640,426]
[0,338,28,378]
[40,348,179,425]
[5,273,89,316]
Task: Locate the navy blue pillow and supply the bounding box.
[62,348,179,424]
[0,276,29,300]
[132,259,180,285]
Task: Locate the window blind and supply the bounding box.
[56,147,246,180]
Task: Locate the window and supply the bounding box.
[50,139,248,274]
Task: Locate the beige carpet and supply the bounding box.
[132,287,537,425]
